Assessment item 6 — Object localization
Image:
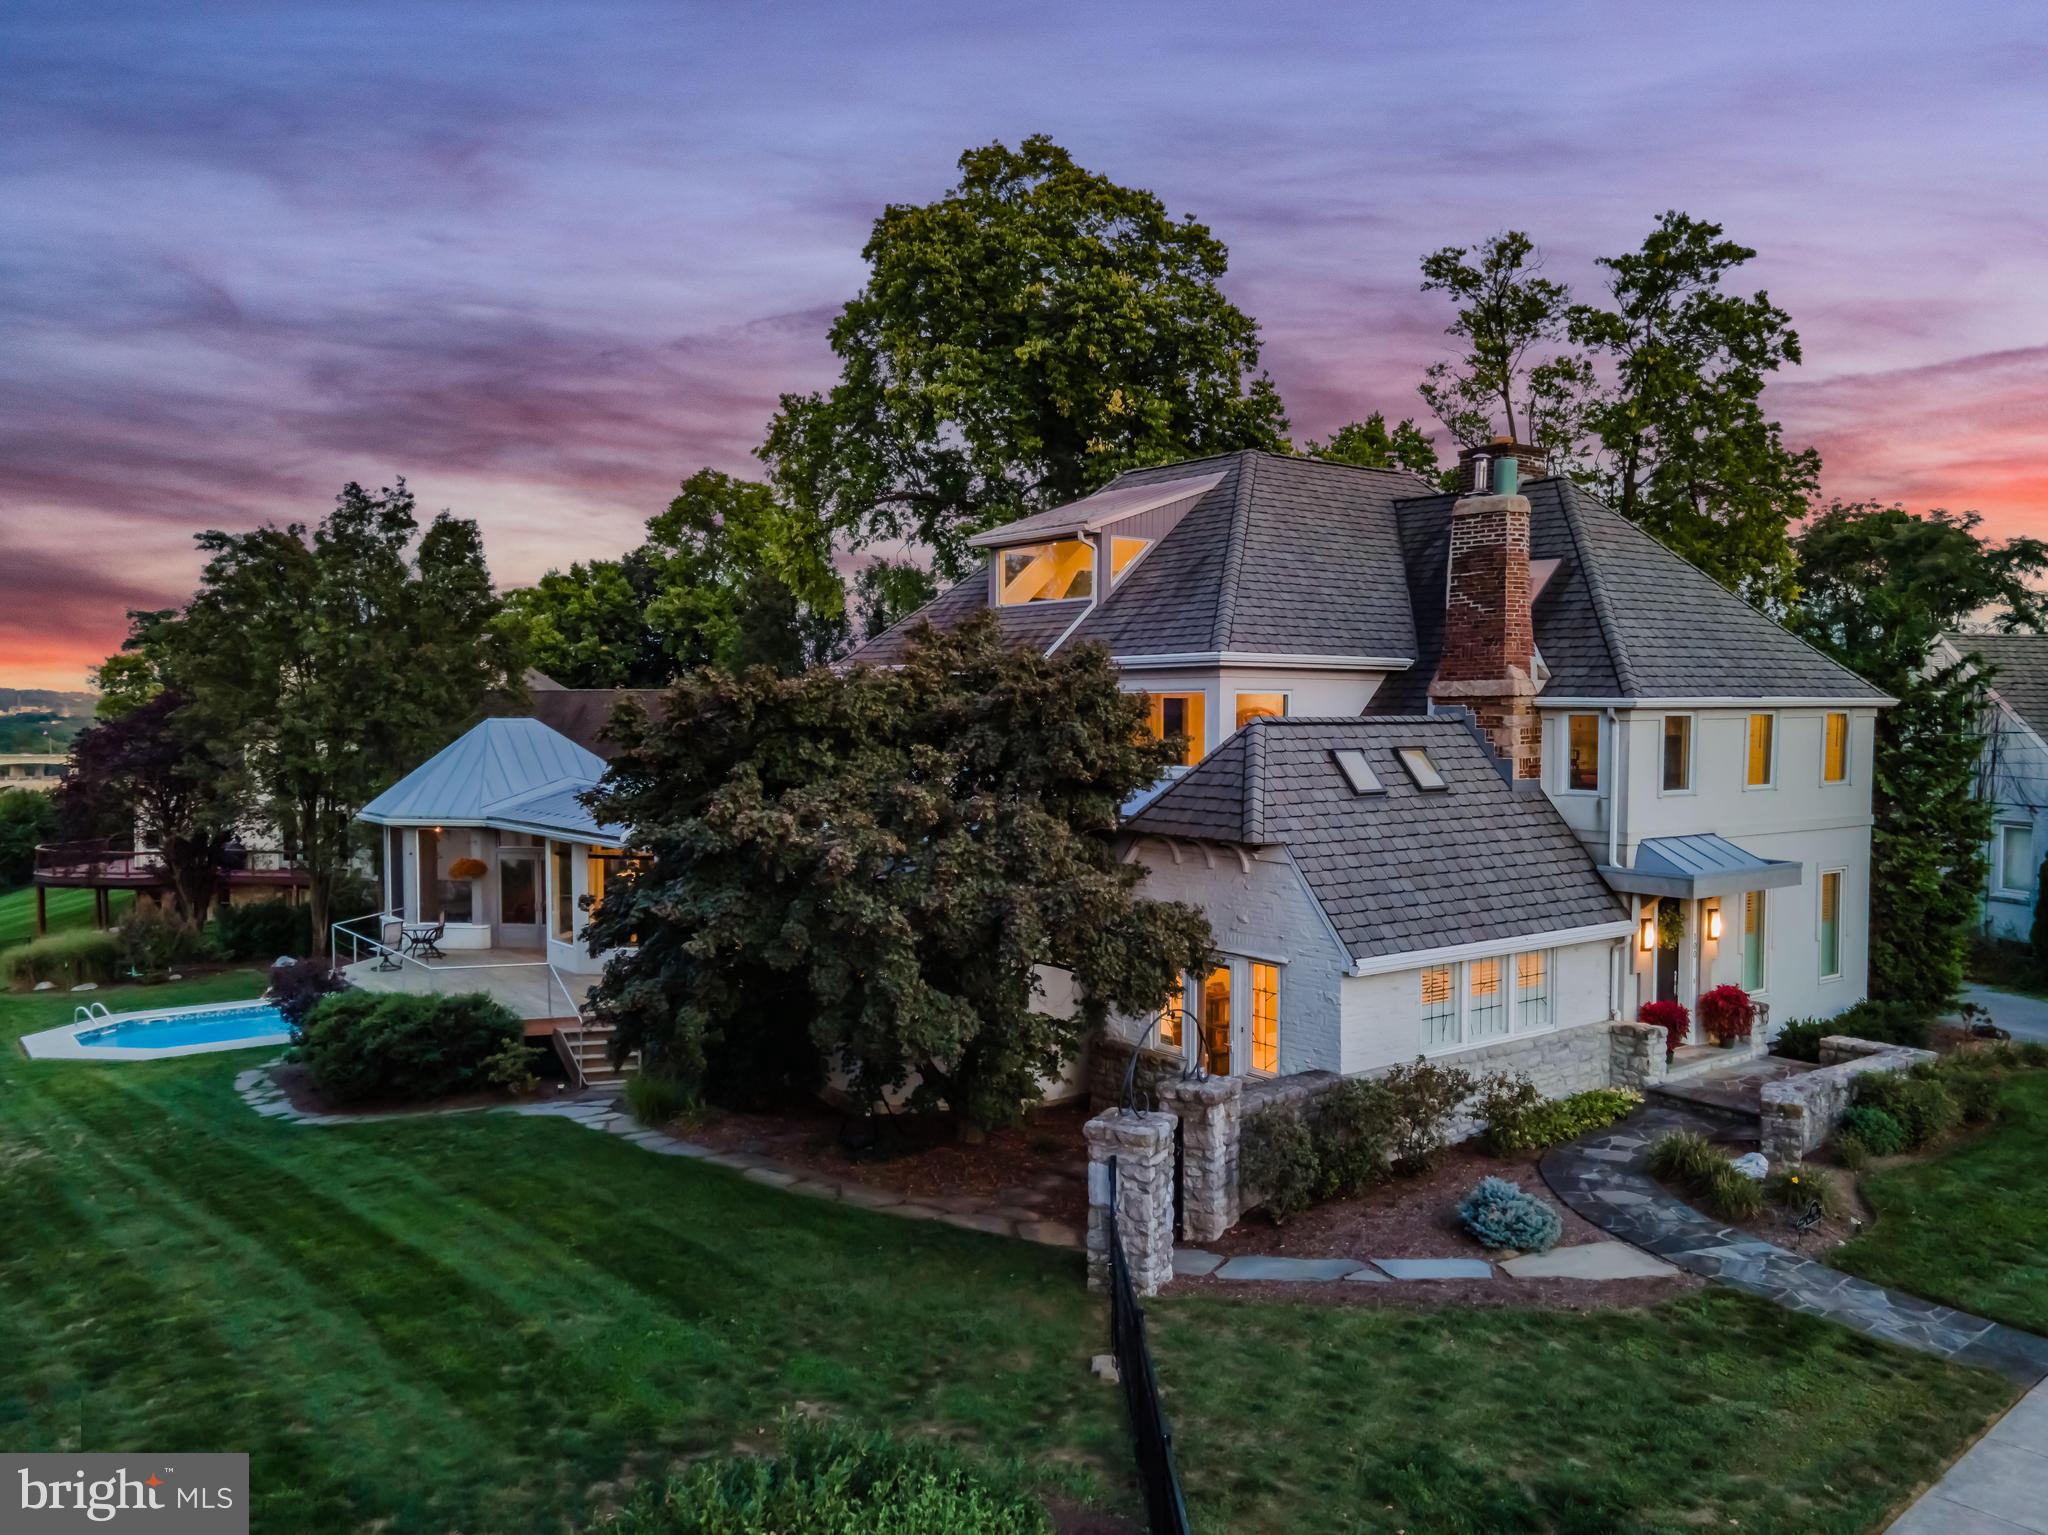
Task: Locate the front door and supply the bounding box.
[1655,902,1681,1006]
[496,850,543,949]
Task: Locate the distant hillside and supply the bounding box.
[0,689,95,716]
[0,691,97,753]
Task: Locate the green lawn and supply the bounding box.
[0,977,2019,1535]
[1831,1071,2048,1334]
[0,884,132,949]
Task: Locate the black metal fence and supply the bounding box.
[1106,1157,1194,1535]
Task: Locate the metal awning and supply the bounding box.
[1597,832,1804,900]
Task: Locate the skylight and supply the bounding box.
[1396,747,1448,791]
[1332,749,1384,796]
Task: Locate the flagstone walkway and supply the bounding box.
[1543,1104,2048,1386]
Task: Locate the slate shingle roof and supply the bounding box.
[1948,633,2048,740]
[1127,717,1629,961]
[845,450,1887,706]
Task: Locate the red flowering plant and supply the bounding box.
[1697,984,1757,1047]
[1638,1000,1691,1060]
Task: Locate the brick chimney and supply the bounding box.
[1429,453,1541,780]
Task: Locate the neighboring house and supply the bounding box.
[850,442,1890,1079]
[1936,632,2048,942]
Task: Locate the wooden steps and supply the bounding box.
[543,1016,638,1087]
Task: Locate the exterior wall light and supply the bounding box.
[1638,913,1656,952]
[1705,903,1724,942]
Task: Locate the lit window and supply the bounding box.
[1146,692,1207,767]
[1747,713,1775,787]
[1567,714,1600,791]
[1662,715,1691,792]
[1235,692,1286,729]
[2000,825,2036,898]
[551,840,574,941]
[1396,747,1448,791]
[1200,966,1232,1075]
[1157,975,1184,1050]
[1110,536,1151,582]
[1251,963,1279,1074]
[1819,870,1843,979]
[1824,712,1849,784]
[1468,957,1507,1038]
[1515,951,1549,1031]
[997,540,1094,604]
[1333,749,1384,796]
[1421,965,1457,1049]
[1743,890,1766,991]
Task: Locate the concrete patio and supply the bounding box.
[341,949,594,1022]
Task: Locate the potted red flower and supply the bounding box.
[1697,984,1757,1049]
[1638,1000,1690,1060]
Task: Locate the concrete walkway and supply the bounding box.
[1965,985,2048,1046]
[1544,1104,2048,1385]
[1890,1379,2048,1532]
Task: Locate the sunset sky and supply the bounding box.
[5,0,2046,690]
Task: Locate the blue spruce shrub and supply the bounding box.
[1457,1176,1563,1254]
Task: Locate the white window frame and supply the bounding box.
[1741,889,1768,995]
[1250,960,1281,1076]
[1817,866,1846,982]
[1658,712,1696,797]
[1561,713,1602,796]
[1420,962,1460,1051]
[1821,711,1851,787]
[1233,690,1290,732]
[1466,955,1509,1040]
[1744,711,1778,791]
[1996,823,2037,900]
[1514,949,1551,1032]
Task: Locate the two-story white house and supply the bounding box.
[849,442,1889,1087]
[1936,632,2048,943]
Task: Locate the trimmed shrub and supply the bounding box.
[1483,1086,1642,1153]
[1377,1057,1476,1175]
[210,898,314,962]
[1638,1000,1690,1059]
[1836,1104,1906,1158]
[1702,1161,1765,1222]
[1853,1068,1959,1149]
[1646,1130,1722,1187]
[1472,1071,1544,1154]
[589,1420,1052,1535]
[1827,998,1934,1051]
[7,928,119,989]
[1242,1104,1320,1222]
[1457,1176,1563,1253]
[298,990,522,1105]
[625,1069,696,1129]
[113,906,200,982]
[1763,1163,1843,1219]
[1309,1078,1393,1200]
[483,1037,542,1095]
[1697,983,1757,1045]
[269,958,348,1038]
[1939,1062,2004,1125]
[1771,1017,1828,1063]
[1835,1135,1871,1173]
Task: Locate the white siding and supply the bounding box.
[1340,939,1615,1075]
[1118,665,1391,760]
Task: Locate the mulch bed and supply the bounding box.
[1185,1271,1697,1312]
[1204,1139,1610,1260]
[687,1098,1093,1230]
[268,1060,560,1119]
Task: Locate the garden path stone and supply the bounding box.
[1372,1258,1494,1280]
[1213,1256,1366,1282]
[1545,1103,2048,1385]
[1017,1220,1081,1249]
[941,1212,1018,1237]
[1500,1243,1678,1281]
[1171,1249,1224,1277]
[741,1167,799,1188]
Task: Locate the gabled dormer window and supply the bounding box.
[997,539,1094,604]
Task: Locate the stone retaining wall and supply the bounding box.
[1083,1109,1176,1297]
[1759,1035,1939,1162]
[1087,1036,1187,1112]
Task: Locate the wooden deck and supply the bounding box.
[340,948,595,1022]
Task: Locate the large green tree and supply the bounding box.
[163,481,517,951]
[1570,213,1818,607]
[504,469,845,684]
[584,614,1214,1134]
[1790,503,2048,1008]
[762,135,1290,581]
[1416,230,1597,472]
[0,789,56,889]
[1304,412,1443,481]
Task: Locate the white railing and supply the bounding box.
[73,1001,112,1026]
[328,911,600,1088]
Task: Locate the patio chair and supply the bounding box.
[401,919,446,960]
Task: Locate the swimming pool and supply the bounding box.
[21,999,293,1061]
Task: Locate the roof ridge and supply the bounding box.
[1552,482,1642,697]
[1244,717,1267,842]
[1210,450,1258,650]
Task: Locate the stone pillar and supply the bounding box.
[1158,1074,1241,1242]
[1083,1109,1176,1297]
[1608,1020,1669,1091]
